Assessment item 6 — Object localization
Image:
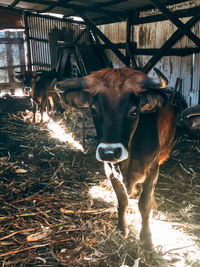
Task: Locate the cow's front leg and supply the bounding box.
[111,176,129,237]
[41,97,47,123]
[33,101,37,123]
[105,163,129,238]
[138,163,159,251]
[48,96,54,114]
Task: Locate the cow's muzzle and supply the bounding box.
[24,87,32,92]
[96,143,128,163]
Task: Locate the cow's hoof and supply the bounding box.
[122,228,129,239]
[140,239,154,251]
[118,224,128,239]
[140,228,154,251]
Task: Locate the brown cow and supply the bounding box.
[55,68,176,251]
[16,70,57,123]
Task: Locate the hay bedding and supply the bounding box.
[0,103,200,267]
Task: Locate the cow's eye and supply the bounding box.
[90,105,98,115]
[128,107,138,117]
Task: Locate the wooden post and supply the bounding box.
[19,31,26,71]
[126,13,138,69]
[5,32,13,85]
[23,12,32,70]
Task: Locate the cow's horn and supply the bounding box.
[185,112,200,118]
[141,67,168,89]
[55,77,89,92]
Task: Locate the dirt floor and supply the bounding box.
[0,100,200,267]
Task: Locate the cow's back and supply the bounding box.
[34,70,57,97]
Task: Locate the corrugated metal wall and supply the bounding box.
[26,14,89,71]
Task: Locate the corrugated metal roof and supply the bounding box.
[0,0,188,25]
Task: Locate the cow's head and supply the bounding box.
[15,70,43,92]
[55,68,168,163]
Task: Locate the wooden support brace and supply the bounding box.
[70,8,129,66]
[150,0,200,48]
[142,15,200,73]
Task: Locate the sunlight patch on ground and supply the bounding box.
[14,89,24,97]
[44,113,84,152]
[89,181,200,266]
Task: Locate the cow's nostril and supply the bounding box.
[98,147,113,158]
[24,87,31,92]
[98,147,114,161]
[114,147,122,159]
[98,146,122,161]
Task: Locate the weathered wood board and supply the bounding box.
[98,6,200,107]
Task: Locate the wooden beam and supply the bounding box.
[134,47,200,56]
[9,0,20,8]
[5,32,14,83]
[63,3,124,19]
[23,12,31,70]
[0,83,23,90]
[150,0,200,48]
[57,42,136,50]
[64,0,128,18]
[18,0,125,19]
[0,64,27,70]
[71,10,129,66]
[40,0,71,13]
[0,38,24,44]
[134,0,188,13]
[134,6,200,25]
[142,15,200,73]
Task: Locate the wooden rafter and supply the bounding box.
[135,6,200,25]
[40,0,72,13]
[62,3,125,19]
[14,0,126,20]
[134,0,188,13]
[134,47,200,56]
[9,0,20,8]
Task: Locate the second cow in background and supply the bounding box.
[16,69,57,123]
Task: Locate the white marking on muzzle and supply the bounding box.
[96,143,128,163]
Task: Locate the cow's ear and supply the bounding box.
[139,91,167,113]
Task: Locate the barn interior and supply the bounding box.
[0,0,200,266]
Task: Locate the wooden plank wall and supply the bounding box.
[98,22,127,69]
[134,16,199,107]
[98,7,200,107]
